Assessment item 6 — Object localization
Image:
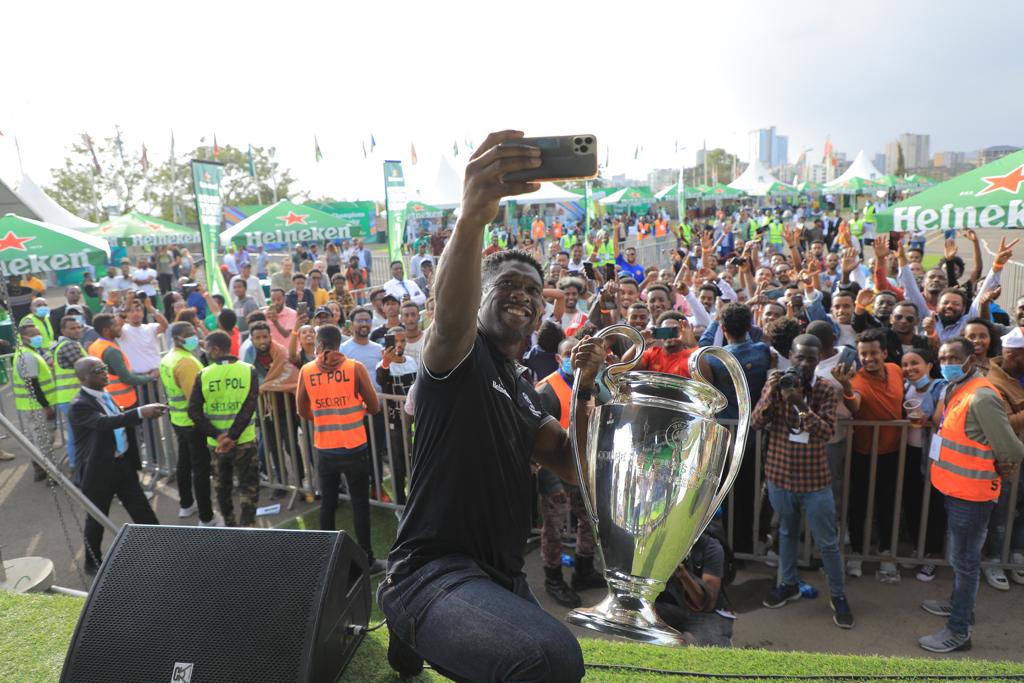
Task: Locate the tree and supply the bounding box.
[895,143,906,177]
[48,130,147,222]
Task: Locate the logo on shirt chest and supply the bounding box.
[520,392,542,418]
[491,380,511,400]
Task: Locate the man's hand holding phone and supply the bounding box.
[460,132,542,230]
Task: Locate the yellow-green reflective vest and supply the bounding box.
[13,347,55,411]
[850,219,864,237]
[768,221,785,246]
[863,204,875,224]
[680,222,693,244]
[52,339,86,404]
[198,360,256,446]
[160,347,203,428]
[560,233,578,251]
[19,314,54,349]
[594,242,615,267]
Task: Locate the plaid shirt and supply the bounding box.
[52,336,86,371]
[751,375,838,493]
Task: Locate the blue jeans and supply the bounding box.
[57,403,75,467]
[378,555,584,682]
[767,482,846,598]
[945,497,994,636]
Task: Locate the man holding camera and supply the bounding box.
[753,333,854,629]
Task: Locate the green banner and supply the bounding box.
[190,160,230,301]
[307,201,378,237]
[584,182,595,236]
[383,160,407,266]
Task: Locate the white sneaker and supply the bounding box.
[877,561,901,584]
[916,564,937,582]
[1011,553,1024,585]
[178,503,198,518]
[199,515,224,527]
[846,558,863,577]
[984,565,1010,591]
[764,550,779,568]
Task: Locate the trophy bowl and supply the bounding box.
[567,325,749,646]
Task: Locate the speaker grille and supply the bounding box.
[63,526,338,683]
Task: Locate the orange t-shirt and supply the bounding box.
[641,346,693,378]
[850,363,904,455]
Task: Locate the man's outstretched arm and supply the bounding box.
[423,131,541,376]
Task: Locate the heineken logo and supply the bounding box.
[242,224,353,247]
[0,250,92,276]
[0,231,34,252]
[276,211,308,226]
[978,165,1024,196]
[893,200,1024,231]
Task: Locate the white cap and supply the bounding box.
[1001,328,1024,349]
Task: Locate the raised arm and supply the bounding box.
[423,131,541,376]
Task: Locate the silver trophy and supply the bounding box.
[567,325,750,646]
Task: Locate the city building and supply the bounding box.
[933,151,966,168]
[977,145,1022,165]
[873,153,887,172]
[884,140,902,174]
[883,134,930,173]
[648,168,679,193]
[752,126,789,168]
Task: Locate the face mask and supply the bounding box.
[561,358,573,375]
[183,335,200,351]
[940,363,966,382]
[912,375,932,390]
[28,335,43,348]
[34,307,49,317]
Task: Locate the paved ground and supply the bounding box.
[3,227,1024,660]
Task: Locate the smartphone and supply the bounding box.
[582,262,596,280]
[503,135,599,182]
[603,263,616,282]
[653,327,677,340]
[888,232,900,251]
[296,302,308,317]
[383,333,396,350]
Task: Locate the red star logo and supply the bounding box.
[0,231,34,252]
[276,211,309,226]
[145,222,163,232]
[203,172,211,182]
[412,204,424,211]
[978,164,1024,196]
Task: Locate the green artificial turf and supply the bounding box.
[6,591,1024,682]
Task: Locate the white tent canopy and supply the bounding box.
[410,153,581,209]
[0,174,96,229]
[824,150,885,188]
[501,182,581,206]
[728,158,785,196]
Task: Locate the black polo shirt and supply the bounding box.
[388,329,554,589]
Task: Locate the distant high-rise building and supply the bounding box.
[977,145,1021,165]
[899,133,930,170]
[884,140,902,174]
[874,153,887,172]
[752,126,788,168]
[807,164,828,184]
[696,149,708,165]
[934,151,967,168]
[647,168,678,193]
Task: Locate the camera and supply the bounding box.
[778,368,803,391]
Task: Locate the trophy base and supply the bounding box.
[567,592,691,647]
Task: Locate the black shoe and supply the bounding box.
[762,583,801,609]
[831,595,855,629]
[544,566,582,608]
[386,626,424,677]
[33,467,48,482]
[83,562,99,577]
[571,555,606,591]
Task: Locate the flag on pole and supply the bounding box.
[411,143,418,165]
[634,145,639,160]
[453,140,459,157]
[370,134,376,152]
[604,145,609,168]
[83,134,101,174]
[315,137,323,162]
[247,144,255,177]
[114,126,125,163]
[212,134,220,159]
[822,137,834,166]
[141,144,150,172]
[362,141,367,159]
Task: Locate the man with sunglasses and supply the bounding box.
[853,296,932,365]
[69,356,168,575]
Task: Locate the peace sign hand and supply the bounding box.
[995,236,1020,267]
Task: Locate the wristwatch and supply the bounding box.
[797,410,810,421]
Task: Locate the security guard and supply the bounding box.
[19,297,55,349]
[592,231,615,268]
[919,337,1024,653]
[535,338,603,607]
[188,331,259,527]
[13,320,56,481]
[160,321,217,525]
[296,323,385,574]
[849,210,864,243]
[51,315,88,468]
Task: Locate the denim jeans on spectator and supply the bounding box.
[56,403,75,467]
[767,483,847,597]
[945,496,995,636]
[984,474,1024,560]
[318,447,373,562]
[378,554,584,682]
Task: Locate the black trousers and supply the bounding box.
[902,446,947,556]
[728,438,760,554]
[173,424,213,523]
[318,448,374,562]
[82,456,159,569]
[157,273,173,295]
[848,453,899,554]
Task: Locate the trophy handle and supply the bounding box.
[688,346,751,535]
[569,324,645,527]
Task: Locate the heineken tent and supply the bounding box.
[876,149,1024,233]
[599,186,655,207]
[0,213,110,277]
[796,181,824,193]
[703,184,745,199]
[86,212,199,247]
[405,201,448,218]
[500,182,581,206]
[219,200,359,248]
[828,177,882,193]
[765,181,799,197]
[307,201,378,237]
[654,183,705,200]
[824,150,885,191]
[0,174,96,229]
[876,174,902,188]
[728,158,785,196]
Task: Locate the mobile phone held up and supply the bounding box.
[503,135,598,183]
[652,327,677,340]
[383,333,396,350]
[582,262,596,280]
[296,302,309,318]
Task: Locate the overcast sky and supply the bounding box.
[1,0,1021,204]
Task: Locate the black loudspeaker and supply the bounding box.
[60,525,369,683]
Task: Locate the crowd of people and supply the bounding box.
[5,133,1024,667]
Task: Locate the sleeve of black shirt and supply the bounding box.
[852,310,880,333]
[27,377,51,408]
[187,370,219,440]
[537,382,561,422]
[226,367,259,441]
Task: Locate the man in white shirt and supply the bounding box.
[132,257,159,298]
[229,262,266,307]
[383,261,426,306]
[223,248,239,277]
[409,242,432,279]
[119,297,168,373]
[98,265,130,302]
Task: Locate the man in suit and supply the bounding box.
[69,356,168,575]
